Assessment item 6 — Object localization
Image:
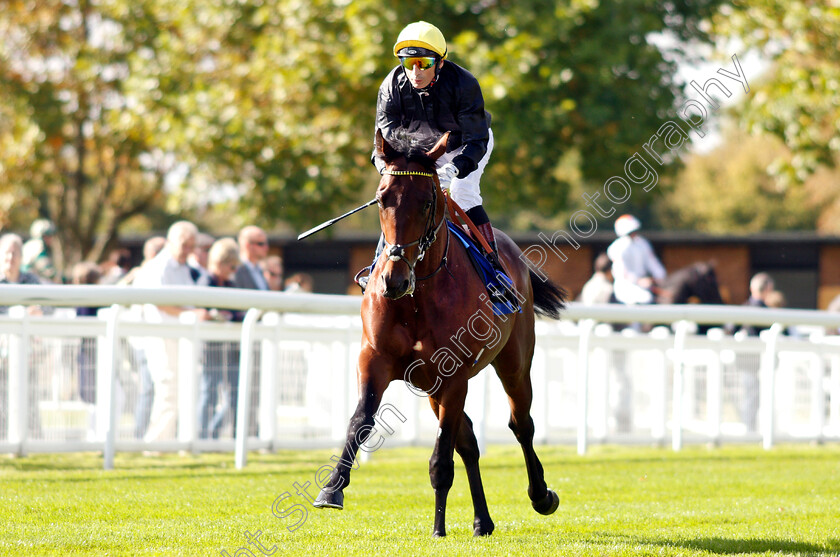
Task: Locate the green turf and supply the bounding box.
[2,444,839,556]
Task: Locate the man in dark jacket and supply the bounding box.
[359,21,501,290]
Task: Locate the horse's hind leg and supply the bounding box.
[454,413,495,536]
[497,362,559,515]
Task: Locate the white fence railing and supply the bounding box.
[2,285,840,470]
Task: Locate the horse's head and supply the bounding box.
[372,129,448,299]
[662,261,724,305]
[689,261,725,304]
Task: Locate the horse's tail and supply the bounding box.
[529,269,567,320]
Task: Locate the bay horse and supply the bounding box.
[656,261,725,334]
[656,261,724,306]
[313,130,567,537]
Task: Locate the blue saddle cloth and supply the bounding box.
[447,221,522,316]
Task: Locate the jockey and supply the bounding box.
[606,214,666,305]
[359,21,501,290]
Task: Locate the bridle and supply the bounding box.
[378,168,450,293]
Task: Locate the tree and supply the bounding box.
[450,0,723,228]
[1,0,726,273]
[708,1,840,184]
[0,0,202,271]
[656,128,820,233]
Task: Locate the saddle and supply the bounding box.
[446,221,521,316]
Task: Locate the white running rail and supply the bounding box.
[2,285,840,470]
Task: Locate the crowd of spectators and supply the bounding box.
[0,217,317,445]
[0,218,314,294]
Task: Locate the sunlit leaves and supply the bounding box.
[711,1,840,183]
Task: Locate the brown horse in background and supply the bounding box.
[313,130,567,537]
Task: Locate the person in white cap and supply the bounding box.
[606,214,666,305]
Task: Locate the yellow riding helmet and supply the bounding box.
[393,21,447,60]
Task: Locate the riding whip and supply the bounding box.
[297,199,377,240]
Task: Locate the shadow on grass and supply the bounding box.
[648,536,840,556]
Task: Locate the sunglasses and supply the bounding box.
[400,56,437,71]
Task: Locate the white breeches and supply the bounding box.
[436,128,494,211]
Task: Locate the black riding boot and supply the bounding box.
[466,206,513,307]
[466,206,502,268]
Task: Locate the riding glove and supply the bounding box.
[437,162,459,189]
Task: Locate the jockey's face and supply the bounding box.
[402,58,443,90]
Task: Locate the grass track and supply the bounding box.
[2,444,839,556]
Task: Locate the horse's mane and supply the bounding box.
[376,129,437,170]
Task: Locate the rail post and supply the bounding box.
[577,318,595,456]
[235,308,263,469]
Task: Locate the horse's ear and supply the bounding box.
[426,132,450,161]
[375,129,399,161]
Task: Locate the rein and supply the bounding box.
[379,168,449,288]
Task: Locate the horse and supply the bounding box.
[313,129,567,537]
[656,261,725,334]
[656,261,724,305]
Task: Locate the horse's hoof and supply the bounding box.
[313,489,344,510]
[532,488,559,515]
[432,529,446,538]
[473,518,495,537]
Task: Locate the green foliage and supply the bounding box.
[710,1,840,184]
[658,129,820,233]
[2,445,840,555]
[1,0,725,268]
[443,0,723,228]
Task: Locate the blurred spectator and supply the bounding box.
[828,293,840,314]
[738,272,775,336]
[765,289,786,309]
[133,221,208,442]
[188,232,214,279]
[99,248,132,285]
[22,218,60,283]
[118,236,166,286]
[579,252,614,305]
[72,262,103,408]
[234,226,270,291]
[736,272,776,433]
[1,233,42,286]
[115,236,166,438]
[607,214,666,305]
[232,225,268,437]
[197,238,243,439]
[0,233,44,315]
[827,294,840,335]
[284,272,314,293]
[260,255,284,292]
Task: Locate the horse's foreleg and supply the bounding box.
[314,374,387,510]
[428,385,467,537]
[454,413,494,536]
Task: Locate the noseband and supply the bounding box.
[380,169,450,291]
